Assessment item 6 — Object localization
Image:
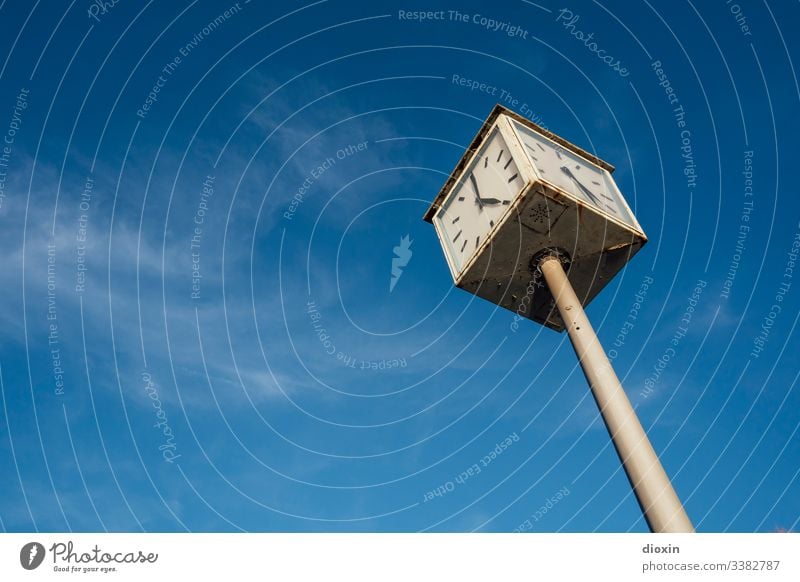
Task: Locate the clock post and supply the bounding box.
[424,104,694,533]
[538,254,693,533]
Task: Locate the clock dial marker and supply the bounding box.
[475,236,480,249]
[496,150,504,162]
[453,229,462,243]
[503,158,513,170]
[460,239,467,252]
[508,173,518,183]
[458,196,465,201]
[452,216,460,224]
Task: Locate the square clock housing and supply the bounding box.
[423,104,647,331]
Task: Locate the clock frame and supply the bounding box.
[424,104,647,332]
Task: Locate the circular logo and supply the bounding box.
[19,542,45,570]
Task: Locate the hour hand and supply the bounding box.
[478,197,503,204]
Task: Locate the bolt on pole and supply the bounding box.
[539,256,694,533]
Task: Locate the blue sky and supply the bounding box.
[0,0,798,532]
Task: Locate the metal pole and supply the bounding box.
[539,256,694,533]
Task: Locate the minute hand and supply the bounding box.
[469,173,484,210]
[560,166,600,205]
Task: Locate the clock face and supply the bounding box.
[434,127,525,274]
[511,121,636,227]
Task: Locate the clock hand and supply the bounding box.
[478,197,503,204]
[561,166,600,205]
[469,172,484,210]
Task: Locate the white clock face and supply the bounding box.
[511,121,636,227]
[434,127,525,274]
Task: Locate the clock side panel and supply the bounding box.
[507,118,644,236]
[439,120,536,283]
[604,172,646,236]
[432,122,507,280]
[432,212,461,281]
